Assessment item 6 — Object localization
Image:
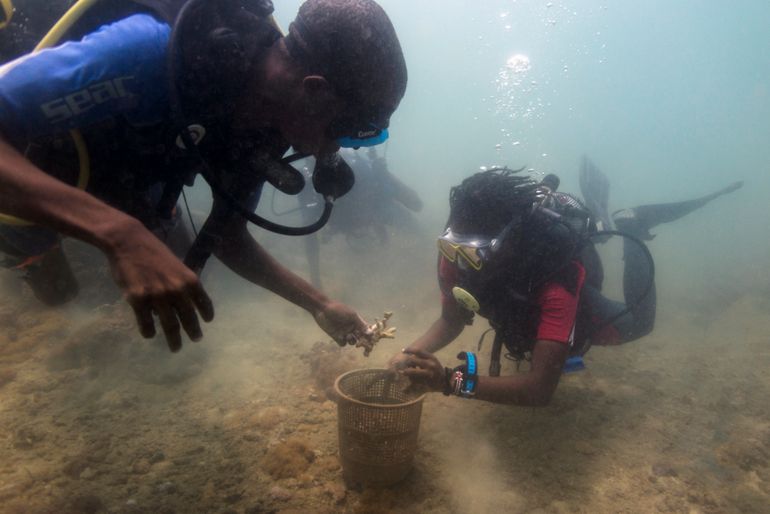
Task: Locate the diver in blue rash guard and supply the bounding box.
[0,0,408,352]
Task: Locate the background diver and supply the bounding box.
[292,146,423,288]
[0,0,408,351]
[389,158,743,405]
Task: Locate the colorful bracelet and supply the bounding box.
[443,352,479,398]
[456,351,478,398]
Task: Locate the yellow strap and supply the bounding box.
[0,0,13,29]
[1,0,96,226]
[34,0,101,51]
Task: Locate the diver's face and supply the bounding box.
[278,78,400,155]
[278,76,342,155]
[278,115,339,155]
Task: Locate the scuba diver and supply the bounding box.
[287,147,423,288]
[328,147,423,246]
[389,158,742,406]
[0,0,408,352]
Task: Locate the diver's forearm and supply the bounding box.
[0,138,146,254]
[474,375,552,406]
[217,231,331,314]
[408,316,464,353]
[473,339,567,406]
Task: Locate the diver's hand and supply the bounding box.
[387,348,412,373]
[400,349,447,393]
[106,219,214,352]
[313,300,368,346]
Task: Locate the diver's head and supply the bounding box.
[438,168,540,273]
[278,0,407,155]
[448,168,538,237]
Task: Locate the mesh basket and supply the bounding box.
[334,368,425,487]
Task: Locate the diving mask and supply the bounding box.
[437,211,525,272]
[437,228,499,271]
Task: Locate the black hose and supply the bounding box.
[582,229,656,338]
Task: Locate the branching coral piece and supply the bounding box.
[357,311,396,356]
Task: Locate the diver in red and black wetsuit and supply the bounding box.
[389,161,742,406]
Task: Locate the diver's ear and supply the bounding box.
[301,76,338,116]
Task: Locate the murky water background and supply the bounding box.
[2,1,770,513]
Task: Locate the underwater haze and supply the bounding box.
[276,0,770,290]
[1,1,770,513]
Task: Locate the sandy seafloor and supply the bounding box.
[1,228,769,514]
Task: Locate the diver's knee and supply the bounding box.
[22,246,79,306]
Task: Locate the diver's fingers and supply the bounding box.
[129,298,156,339]
[188,283,214,322]
[154,303,182,353]
[173,296,202,342]
[403,355,436,371]
[401,367,433,381]
[332,333,356,347]
[402,348,433,360]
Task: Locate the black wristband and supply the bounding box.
[442,367,454,396]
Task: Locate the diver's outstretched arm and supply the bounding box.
[212,211,368,346]
[397,338,569,407]
[579,155,611,230]
[0,137,213,352]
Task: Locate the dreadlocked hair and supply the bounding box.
[448,167,539,235]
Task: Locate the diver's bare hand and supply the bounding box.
[105,219,214,352]
[313,300,368,346]
[400,349,447,393]
[387,348,411,374]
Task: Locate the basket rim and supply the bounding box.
[333,368,426,408]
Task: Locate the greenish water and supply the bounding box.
[1,2,769,513]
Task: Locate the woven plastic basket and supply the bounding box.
[334,368,425,487]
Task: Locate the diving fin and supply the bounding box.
[612,180,744,240]
[579,155,612,233]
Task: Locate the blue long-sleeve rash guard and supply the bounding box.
[0,14,171,140]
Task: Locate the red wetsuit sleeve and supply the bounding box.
[535,262,586,344]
